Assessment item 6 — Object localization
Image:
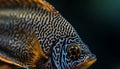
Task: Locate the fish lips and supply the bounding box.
[74,56,97,69]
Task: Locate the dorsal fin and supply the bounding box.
[0,0,57,13]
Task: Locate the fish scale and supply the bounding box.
[0,0,96,69]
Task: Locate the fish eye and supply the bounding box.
[67,45,81,60]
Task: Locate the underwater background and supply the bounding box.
[47,0,120,69]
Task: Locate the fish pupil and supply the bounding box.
[70,48,77,55]
[68,45,81,60]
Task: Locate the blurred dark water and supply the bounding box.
[47,0,120,69]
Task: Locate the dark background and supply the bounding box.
[47,0,120,69]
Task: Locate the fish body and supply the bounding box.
[0,0,96,69]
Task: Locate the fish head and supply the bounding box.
[51,35,96,69]
[63,43,96,69]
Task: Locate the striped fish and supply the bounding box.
[0,0,96,69]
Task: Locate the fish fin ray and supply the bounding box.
[0,0,57,13]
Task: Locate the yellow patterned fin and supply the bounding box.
[0,0,57,13]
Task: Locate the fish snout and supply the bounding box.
[75,54,96,69]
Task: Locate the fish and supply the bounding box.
[0,0,96,69]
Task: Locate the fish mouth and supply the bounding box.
[74,57,96,69]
